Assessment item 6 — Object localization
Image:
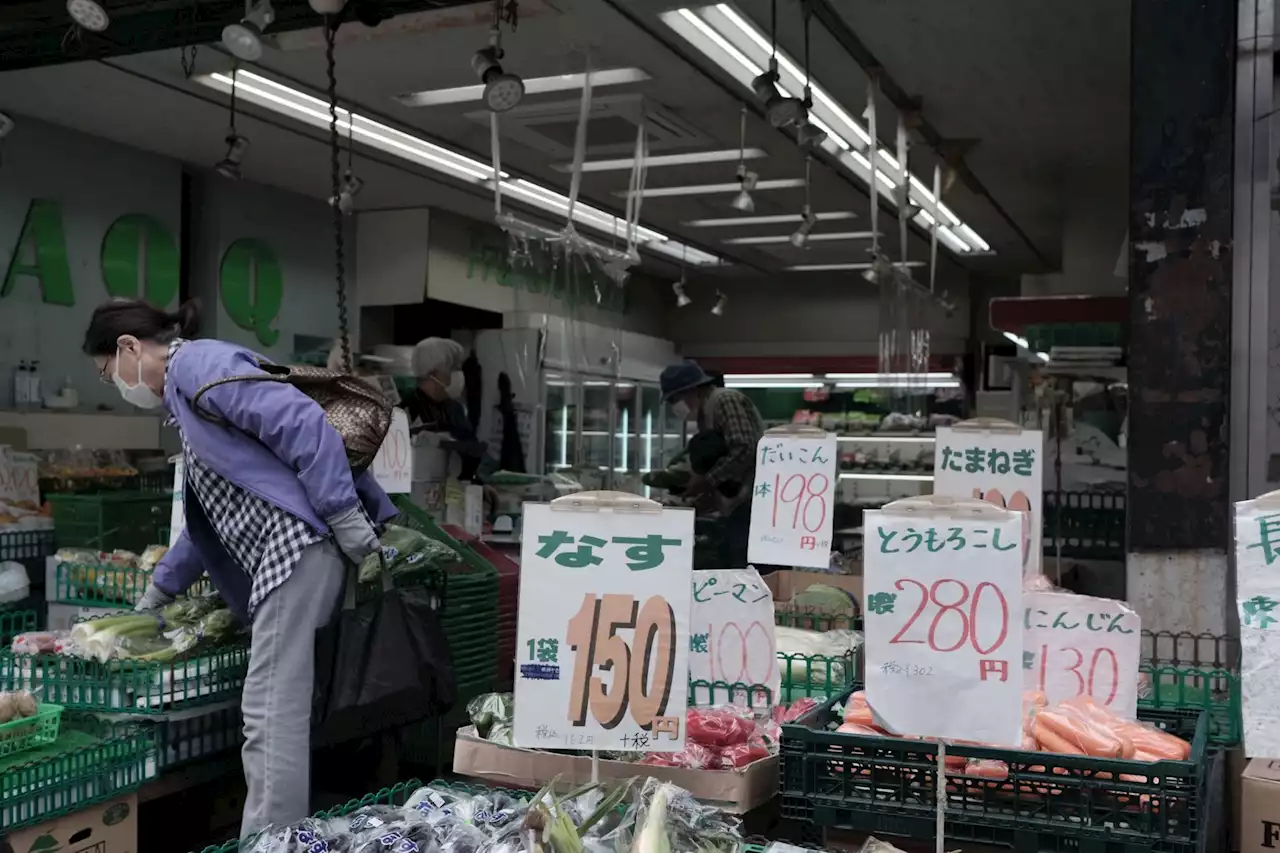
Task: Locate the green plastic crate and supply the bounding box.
[0,607,39,648]
[46,492,170,553]
[151,705,243,770]
[52,560,153,607]
[0,704,62,760]
[1141,629,1241,747]
[0,644,250,713]
[775,608,861,700]
[0,719,155,832]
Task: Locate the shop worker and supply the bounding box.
[401,337,487,482]
[82,298,395,839]
[660,359,765,568]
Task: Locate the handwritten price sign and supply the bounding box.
[4,451,39,506]
[864,507,1024,745]
[748,434,838,568]
[1023,591,1140,717]
[688,569,779,705]
[514,501,693,752]
[934,425,1044,577]
[371,409,412,494]
[1235,495,1280,756]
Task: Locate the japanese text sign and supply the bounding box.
[1023,591,1140,717]
[864,507,1024,745]
[689,569,779,705]
[3,451,39,507]
[514,501,694,752]
[372,409,412,494]
[748,433,838,568]
[1235,495,1280,756]
[934,425,1043,577]
[169,457,185,548]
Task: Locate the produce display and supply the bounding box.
[0,688,39,724]
[774,625,861,688]
[54,545,168,604]
[38,448,139,489]
[10,595,241,662]
[0,499,52,531]
[243,778,743,853]
[359,524,461,583]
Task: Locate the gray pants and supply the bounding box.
[240,539,344,839]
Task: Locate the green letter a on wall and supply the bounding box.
[100,214,179,306]
[2,199,75,305]
[219,238,282,347]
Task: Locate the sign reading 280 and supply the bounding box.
[1,198,284,347]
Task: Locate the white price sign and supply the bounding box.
[748,433,838,568]
[689,569,779,704]
[372,409,412,494]
[1235,494,1280,756]
[934,424,1044,577]
[0,448,16,502]
[1023,591,1140,717]
[6,452,39,507]
[169,457,185,547]
[864,505,1024,745]
[514,500,694,752]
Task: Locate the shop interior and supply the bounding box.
[0,0,1205,851]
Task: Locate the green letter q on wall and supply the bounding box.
[100,214,180,306]
[219,238,283,347]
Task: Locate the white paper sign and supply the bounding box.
[169,457,185,547]
[514,501,694,752]
[748,433,838,568]
[6,452,39,507]
[1235,495,1280,756]
[688,568,779,704]
[372,409,412,494]
[934,425,1044,577]
[0,448,16,502]
[864,508,1024,745]
[1023,591,1140,717]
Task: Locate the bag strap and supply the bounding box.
[190,364,291,426]
[340,547,393,611]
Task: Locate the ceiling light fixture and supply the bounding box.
[623,177,801,199]
[786,261,926,272]
[725,230,876,246]
[749,0,806,128]
[710,291,728,316]
[66,0,109,32]
[673,281,693,308]
[330,118,363,215]
[195,69,720,266]
[729,106,757,213]
[396,68,650,108]
[215,69,249,180]
[555,148,766,172]
[222,0,275,62]
[472,16,524,113]
[790,157,817,248]
[685,211,855,227]
[662,4,990,256]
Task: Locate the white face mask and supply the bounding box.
[113,346,164,409]
[671,400,691,421]
[447,371,465,399]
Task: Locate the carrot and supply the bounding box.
[836,722,884,736]
[1022,734,1038,751]
[844,706,877,727]
[1032,716,1086,755]
[965,759,1010,780]
[1036,710,1124,757]
[1116,725,1190,760]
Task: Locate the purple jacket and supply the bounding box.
[155,339,397,618]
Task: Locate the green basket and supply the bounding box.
[1140,629,1242,747]
[775,608,861,700]
[0,644,250,713]
[46,492,170,553]
[0,529,56,563]
[779,685,1214,853]
[0,718,155,833]
[0,704,62,760]
[0,607,40,648]
[52,560,153,607]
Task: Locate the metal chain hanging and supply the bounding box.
[324,17,352,374]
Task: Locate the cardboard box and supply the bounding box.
[1241,758,1280,853]
[451,727,777,814]
[3,794,137,853]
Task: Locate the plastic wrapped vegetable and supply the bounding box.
[69,613,162,661]
[358,524,460,583]
[467,692,514,737]
[638,742,717,770]
[686,707,754,747]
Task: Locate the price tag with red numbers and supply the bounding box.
[864,500,1024,745]
[1024,591,1141,717]
[514,499,694,752]
[371,409,412,494]
[747,432,838,569]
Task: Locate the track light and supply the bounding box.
[731,164,757,213]
[751,65,806,129]
[790,207,817,248]
[472,27,524,113]
[215,135,250,180]
[711,291,727,316]
[66,0,109,32]
[223,0,275,62]
[673,280,692,308]
[797,120,825,148]
[330,170,364,215]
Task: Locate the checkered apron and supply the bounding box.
[169,340,322,616]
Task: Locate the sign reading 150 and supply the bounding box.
[2,198,286,347]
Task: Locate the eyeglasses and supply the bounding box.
[98,357,114,385]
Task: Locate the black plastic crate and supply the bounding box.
[780,686,1212,853]
[1043,490,1125,561]
[0,529,55,562]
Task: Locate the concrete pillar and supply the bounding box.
[1125,0,1235,635]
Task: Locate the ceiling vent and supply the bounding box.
[466,94,712,159]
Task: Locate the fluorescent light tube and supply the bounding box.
[787,261,926,271]
[685,212,857,227]
[723,230,878,245]
[396,67,650,108]
[724,380,827,389]
[835,379,961,389]
[556,148,766,172]
[193,69,723,268]
[723,373,816,380]
[837,435,936,444]
[838,472,935,482]
[828,372,956,381]
[619,178,804,198]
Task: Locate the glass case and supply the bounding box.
[542,372,577,475]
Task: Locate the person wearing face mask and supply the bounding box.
[401,337,486,483]
[659,359,765,570]
[81,298,394,839]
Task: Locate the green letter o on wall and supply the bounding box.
[219,238,283,347]
[100,214,180,306]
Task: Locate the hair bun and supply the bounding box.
[171,299,201,337]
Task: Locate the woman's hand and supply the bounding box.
[135,583,175,612]
[327,504,381,565]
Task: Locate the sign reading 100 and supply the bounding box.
[2,198,285,347]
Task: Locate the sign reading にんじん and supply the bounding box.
[748,434,838,569]
[863,507,1024,745]
[934,425,1043,577]
[514,501,694,752]
[1023,591,1140,717]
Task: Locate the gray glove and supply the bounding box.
[327,504,380,566]
[135,583,175,612]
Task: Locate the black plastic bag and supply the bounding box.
[312,568,456,747]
